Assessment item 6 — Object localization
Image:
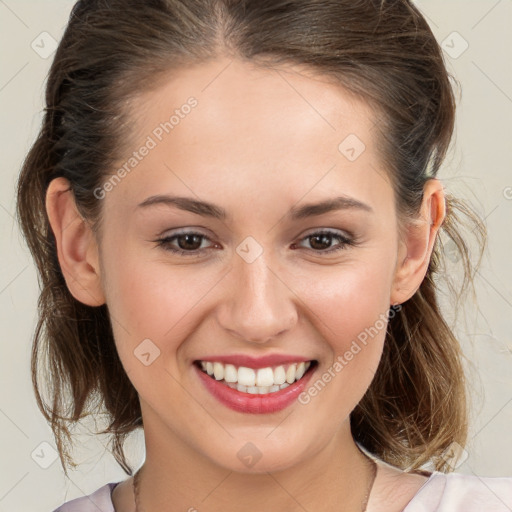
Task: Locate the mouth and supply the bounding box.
[193,359,318,395]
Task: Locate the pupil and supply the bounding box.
[179,234,202,250]
[310,234,331,250]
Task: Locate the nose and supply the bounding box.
[216,250,298,345]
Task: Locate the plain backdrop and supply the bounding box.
[1,1,511,511]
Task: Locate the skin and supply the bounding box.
[46,57,445,511]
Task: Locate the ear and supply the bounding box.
[390,178,446,306]
[45,177,106,307]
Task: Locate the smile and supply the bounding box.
[196,360,315,394]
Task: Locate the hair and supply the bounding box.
[16,0,487,477]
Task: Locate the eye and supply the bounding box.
[292,229,356,254]
[155,231,216,257]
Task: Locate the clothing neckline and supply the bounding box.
[402,470,442,511]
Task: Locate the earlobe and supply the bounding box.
[390,179,446,306]
[45,177,106,307]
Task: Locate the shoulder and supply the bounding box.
[404,472,512,512]
[51,482,119,512]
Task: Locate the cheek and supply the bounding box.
[289,255,394,403]
[100,241,226,368]
[292,254,394,345]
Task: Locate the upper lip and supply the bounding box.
[195,354,314,369]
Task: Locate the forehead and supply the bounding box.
[108,57,391,217]
[131,56,376,150]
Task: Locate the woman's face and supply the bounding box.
[97,57,405,472]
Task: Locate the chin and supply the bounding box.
[202,435,317,475]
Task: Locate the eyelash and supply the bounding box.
[154,229,357,257]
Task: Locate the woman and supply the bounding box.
[16,0,512,511]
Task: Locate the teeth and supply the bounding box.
[273,365,286,385]
[226,382,291,393]
[213,362,224,380]
[224,364,238,383]
[256,367,274,387]
[286,364,296,384]
[199,360,313,391]
[295,361,306,380]
[238,367,256,387]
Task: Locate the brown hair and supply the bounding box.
[16,0,487,476]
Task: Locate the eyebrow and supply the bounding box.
[136,194,373,220]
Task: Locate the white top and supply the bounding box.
[52,472,512,511]
[402,471,512,511]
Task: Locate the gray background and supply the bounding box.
[0,1,511,510]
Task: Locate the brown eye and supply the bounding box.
[309,233,336,251]
[294,230,355,254]
[174,233,204,251]
[155,231,214,256]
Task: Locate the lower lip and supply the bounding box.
[195,363,316,414]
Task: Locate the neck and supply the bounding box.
[135,406,375,512]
